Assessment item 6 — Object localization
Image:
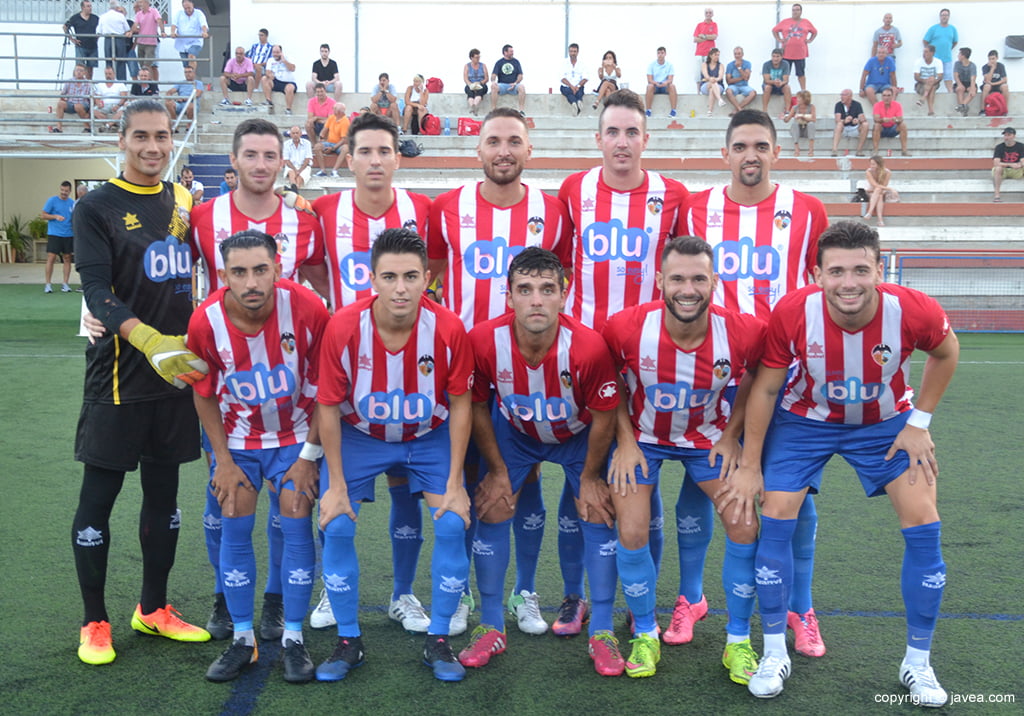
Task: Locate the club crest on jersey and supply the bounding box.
[823,376,884,404]
[145,235,192,281]
[280,332,296,354]
[560,370,572,390]
[645,381,716,411]
[713,237,780,281]
[527,216,545,235]
[359,389,432,424]
[339,250,372,290]
[713,358,731,380]
[418,354,435,376]
[871,343,892,366]
[581,219,650,263]
[122,212,141,231]
[646,196,663,215]
[226,363,297,406]
[275,233,290,255]
[464,236,523,279]
[773,210,792,230]
[503,392,572,423]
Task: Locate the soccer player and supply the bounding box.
[315,229,473,682]
[722,221,958,706]
[604,236,766,680]
[188,230,329,683]
[460,247,621,675]
[190,117,327,643]
[429,107,572,635]
[310,113,446,636]
[681,109,829,656]
[71,99,210,665]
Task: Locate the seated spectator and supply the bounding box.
[952,48,977,116]
[645,45,677,117]
[872,87,909,156]
[860,48,897,106]
[219,45,256,105]
[179,166,203,203]
[402,74,429,134]
[832,88,868,156]
[594,50,619,109]
[283,125,313,188]
[165,64,203,120]
[560,43,587,115]
[784,89,817,156]
[219,168,237,195]
[699,47,725,116]
[129,66,158,99]
[246,28,272,81]
[992,127,1022,202]
[725,46,757,115]
[980,50,1009,113]
[761,48,791,114]
[370,72,401,124]
[53,63,93,133]
[914,45,942,116]
[464,48,488,116]
[261,45,298,114]
[491,43,526,114]
[306,43,342,99]
[314,102,350,178]
[864,154,899,226]
[131,0,164,82]
[93,64,128,131]
[305,82,336,145]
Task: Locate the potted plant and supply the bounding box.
[2,215,30,262]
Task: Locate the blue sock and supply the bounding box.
[676,473,713,602]
[616,542,657,634]
[278,514,315,628]
[901,521,945,651]
[557,480,585,596]
[264,490,283,595]
[388,484,423,599]
[581,521,617,634]
[755,516,797,636]
[202,484,224,593]
[473,518,511,629]
[428,507,470,634]
[322,503,362,637]
[221,514,257,629]
[789,494,818,614]
[513,478,545,594]
[723,538,757,637]
[648,487,664,576]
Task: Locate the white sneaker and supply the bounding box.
[388,594,430,633]
[243,98,253,106]
[309,587,336,629]
[507,590,548,635]
[747,653,791,698]
[900,662,948,708]
[329,170,339,178]
[449,592,474,636]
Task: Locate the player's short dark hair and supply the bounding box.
[726,109,777,145]
[657,46,666,53]
[507,247,565,289]
[119,98,170,135]
[218,229,278,263]
[320,43,330,51]
[60,180,73,189]
[224,168,236,176]
[371,227,427,271]
[232,117,283,156]
[960,47,971,59]
[259,28,268,36]
[348,111,399,154]
[481,106,529,134]
[662,236,714,266]
[599,88,646,127]
[816,220,881,266]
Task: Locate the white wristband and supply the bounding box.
[906,409,932,430]
[299,442,324,461]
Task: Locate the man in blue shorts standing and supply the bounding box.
[40,180,76,293]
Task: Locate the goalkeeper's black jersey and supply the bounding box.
[74,177,194,404]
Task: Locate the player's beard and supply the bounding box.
[482,160,524,187]
[739,161,763,187]
[664,292,711,324]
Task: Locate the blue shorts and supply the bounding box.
[761,409,911,497]
[75,46,99,68]
[493,412,591,498]
[728,83,754,97]
[880,125,899,138]
[497,83,520,95]
[320,420,451,502]
[217,442,305,493]
[179,45,202,62]
[623,441,723,486]
[766,84,786,96]
[652,85,670,95]
[865,82,890,93]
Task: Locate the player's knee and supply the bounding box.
[323,512,357,539]
[617,521,649,550]
[432,509,466,539]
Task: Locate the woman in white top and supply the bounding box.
[865,154,899,226]
[784,89,817,157]
[402,74,430,134]
[593,50,621,109]
[700,48,725,115]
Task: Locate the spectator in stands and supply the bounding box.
[314,102,350,178]
[219,168,238,195]
[645,46,678,118]
[864,154,899,226]
[772,3,817,91]
[992,127,1023,203]
[980,50,1008,113]
[219,46,256,106]
[725,46,757,115]
[180,166,204,203]
[860,47,897,106]
[165,64,203,120]
[782,89,816,156]
[93,64,128,130]
[305,83,336,146]
[832,88,868,156]
[261,45,299,115]
[693,7,719,79]
[246,29,273,82]
[307,44,343,100]
[53,64,93,133]
[923,8,957,94]
[129,66,158,98]
[952,48,977,117]
[560,43,587,115]
[402,74,430,135]
[370,73,401,124]
[64,1,100,80]
[131,0,163,82]
[871,13,903,70]
[872,86,909,156]
[283,125,313,189]
[170,0,208,69]
[97,0,132,81]
[914,45,942,116]
[594,51,620,110]
[464,49,488,116]
[700,48,726,116]
[491,44,526,115]
[761,48,791,114]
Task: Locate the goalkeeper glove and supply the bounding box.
[127,322,209,389]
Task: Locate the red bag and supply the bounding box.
[985,92,1008,117]
[421,113,442,135]
[426,77,444,93]
[457,117,482,136]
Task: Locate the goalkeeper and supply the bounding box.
[71,99,212,666]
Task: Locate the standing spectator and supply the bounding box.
[463,49,488,116]
[952,48,977,116]
[490,44,526,115]
[41,181,76,293]
[860,48,898,106]
[219,46,256,106]
[64,0,100,80]
[725,46,757,114]
[402,74,429,135]
[305,83,336,145]
[761,49,791,114]
[980,50,1009,113]
[165,64,202,120]
[170,0,208,69]
[307,44,342,100]
[772,3,817,91]
[992,127,1023,203]
[179,166,204,204]
[131,0,163,82]
[594,51,620,110]
[784,89,817,156]
[864,154,899,225]
[700,47,726,116]
[832,88,868,156]
[923,8,957,94]
[871,13,903,69]
[313,102,350,178]
[94,65,129,130]
[246,29,273,82]
[914,45,942,116]
[283,125,313,188]
[53,63,93,133]
[97,0,132,81]
[261,45,299,115]
[872,87,909,156]
[560,43,588,115]
[693,7,719,68]
[370,72,401,124]
[644,46,678,118]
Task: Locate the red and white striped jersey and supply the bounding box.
[190,192,325,297]
[187,279,330,450]
[318,296,473,442]
[559,168,688,331]
[428,182,572,330]
[763,284,951,424]
[685,184,827,319]
[312,188,432,309]
[469,313,619,444]
[604,303,766,449]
